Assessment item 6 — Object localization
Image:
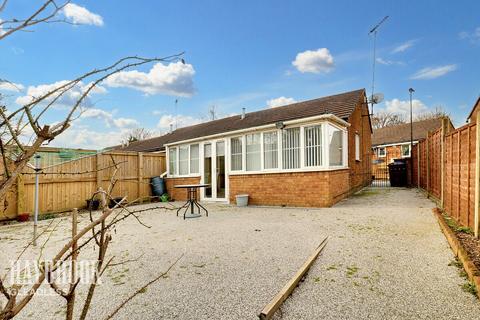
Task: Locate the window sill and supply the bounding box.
[168,174,201,179]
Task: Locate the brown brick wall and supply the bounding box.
[166,176,201,201]
[229,169,350,207]
[348,95,372,191]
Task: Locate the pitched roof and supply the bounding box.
[372,118,445,146]
[118,89,365,152]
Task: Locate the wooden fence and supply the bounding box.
[1,151,166,221]
[413,117,479,237]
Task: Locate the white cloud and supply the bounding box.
[0,81,24,92]
[381,98,429,118]
[105,61,195,97]
[391,40,416,53]
[292,48,334,74]
[410,64,457,80]
[266,96,297,108]
[376,57,405,66]
[459,27,480,44]
[157,114,201,132]
[49,124,129,149]
[80,108,138,129]
[63,3,104,26]
[15,80,107,108]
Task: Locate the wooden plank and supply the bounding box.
[138,152,144,203]
[426,132,430,197]
[258,237,328,320]
[16,174,25,216]
[467,127,471,228]
[457,131,461,221]
[475,113,480,238]
[441,118,447,207]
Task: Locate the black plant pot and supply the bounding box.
[109,197,123,209]
[86,199,100,211]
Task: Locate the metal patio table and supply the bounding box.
[174,184,210,219]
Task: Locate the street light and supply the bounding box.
[409,88,415,186]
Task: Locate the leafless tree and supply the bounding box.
[371,111,406,129]
[415,106,450,121]
[0,3,185,318]
[0,0,185,204]
[122,127,154,144]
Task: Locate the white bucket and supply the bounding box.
[235,194,249,207]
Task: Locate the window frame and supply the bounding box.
[355,133,361,161]
[167,119,349,177]
[401,144,411,158]
[377,147,386,158]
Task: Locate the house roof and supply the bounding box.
[372,118,445,147]
[118,89,366,152]
[467,96,480,121]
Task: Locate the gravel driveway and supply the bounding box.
[0,188,478,319]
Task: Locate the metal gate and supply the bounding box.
[371,147,394,187]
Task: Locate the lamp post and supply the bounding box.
[409,88,415,186]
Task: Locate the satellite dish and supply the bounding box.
[370,93,384,104]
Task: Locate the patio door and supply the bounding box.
[202,140,228,201]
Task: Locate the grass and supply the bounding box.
[346,266,359,277]
[443,214,473,234]
[462,282,478,296]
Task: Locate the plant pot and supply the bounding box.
[86,199,100,211]
[17,213,30,222]
[109,197,124,208]
[235,194,249,207]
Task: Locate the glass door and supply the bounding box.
[202,140,227,201]
[204,143,212,199]
[216,141,226,199]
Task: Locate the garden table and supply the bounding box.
[174,184,209,219]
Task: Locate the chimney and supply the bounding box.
[169,123,173,133]
[241,107,246,120]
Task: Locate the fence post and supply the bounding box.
[474,112,480,238]
[440,118,447,208]
[138,152,144,203]
[426,131,430,198]
[16,174,25,217]
[417,143,420,187]
[96,153,101,190]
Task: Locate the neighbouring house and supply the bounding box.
[467,96,480,123]
[119,89,372,207]
[371,117,454,179]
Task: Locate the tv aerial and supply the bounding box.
[369,16,389,116]
[369,93,384,105]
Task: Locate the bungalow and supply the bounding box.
[120,89,372,207]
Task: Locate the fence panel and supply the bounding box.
[417,122,477,231]
[0,151,166,221]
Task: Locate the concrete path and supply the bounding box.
[274,188,480,320]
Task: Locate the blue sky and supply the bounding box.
[0,0,479,149]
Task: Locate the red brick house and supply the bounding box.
[120,89,372,207]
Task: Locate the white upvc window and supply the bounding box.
[304,124,323,167]
[401,144,411,158]
[282,127,301,169]
[190,144,199,173]
[179,145,189,175]
[328,124,344,167]
[168,147,177,175]
[377,147,386,157]
[230,137,243,171]
[263,131,278,169]
[246,133,261,171]
[355,133,360,161]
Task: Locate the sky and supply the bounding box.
[0,0,479,149]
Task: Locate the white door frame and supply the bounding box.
[200,138,229,202]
